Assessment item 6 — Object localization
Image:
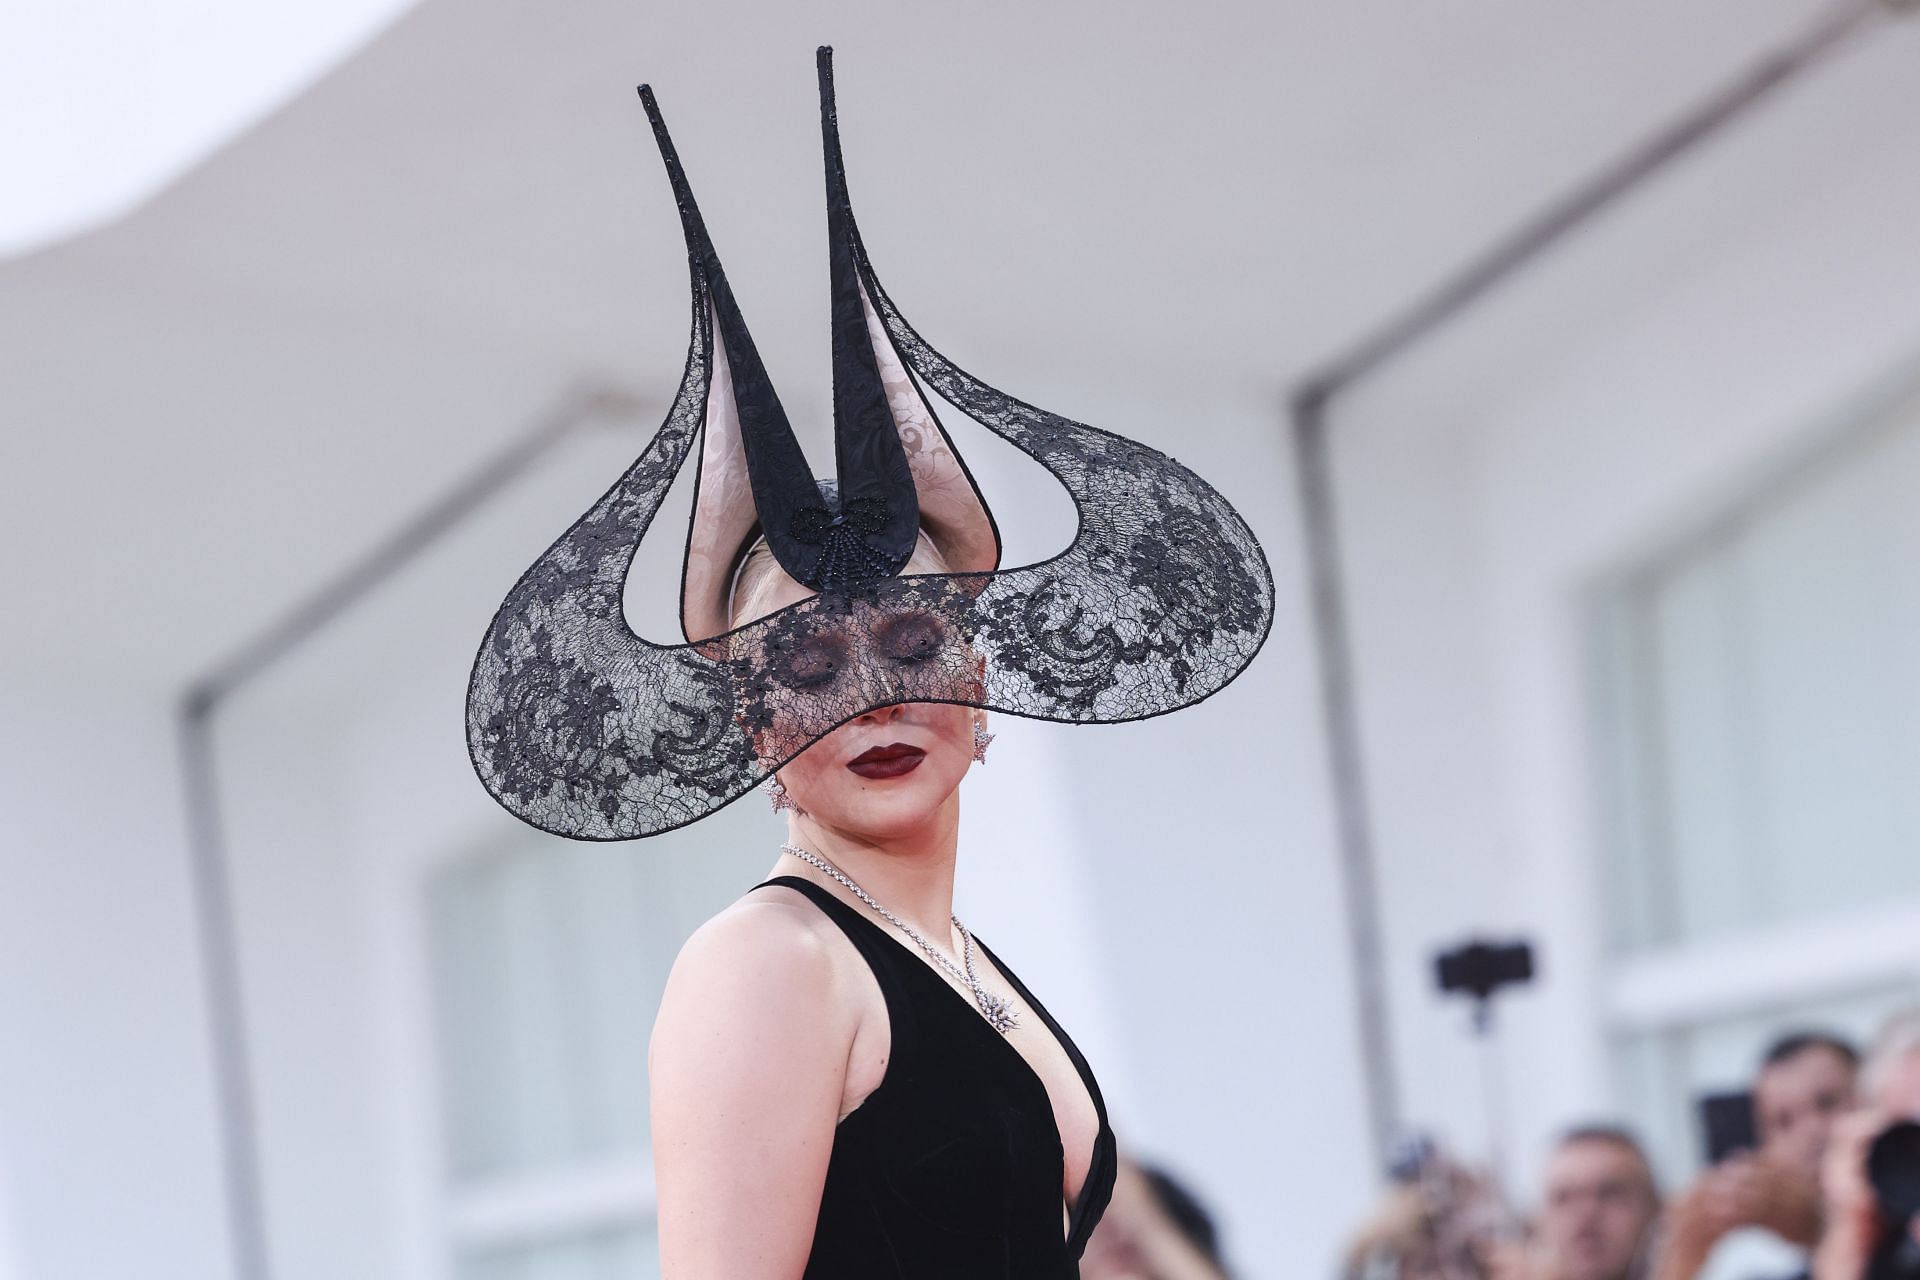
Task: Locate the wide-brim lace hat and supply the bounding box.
[466,47,1276,839]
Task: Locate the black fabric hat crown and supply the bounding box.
[466,48,1276,839]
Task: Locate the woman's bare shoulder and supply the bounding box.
[673,883,835,977]
[651,884,852,1052]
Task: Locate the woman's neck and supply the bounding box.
[775,801,961,941]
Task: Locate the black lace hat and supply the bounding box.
[466,47,1275,839]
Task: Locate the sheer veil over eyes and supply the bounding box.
[465,47,1275,840]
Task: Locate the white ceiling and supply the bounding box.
[0,0,414,256]
[0,0,1840,690]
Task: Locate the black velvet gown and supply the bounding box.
[750,876,1118,1278]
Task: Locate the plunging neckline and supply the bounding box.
[758,875,1114,1250]
[969,931,1114,1246]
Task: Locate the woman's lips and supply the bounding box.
[846,743,926,780]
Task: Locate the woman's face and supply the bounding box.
[738,560,986,840]
[777,697,978,840]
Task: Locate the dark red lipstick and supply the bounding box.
[846,742,926,780]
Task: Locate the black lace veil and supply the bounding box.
[466,48,1275,840]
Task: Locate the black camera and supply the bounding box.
[1435,940,1535,1004]
[1867,1122,1920,1280]
[1697,1091,1758,1166]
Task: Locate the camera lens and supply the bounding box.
[1867,1121,1920,1225]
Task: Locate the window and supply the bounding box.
[456,1225,657,1280]
[1592,366,1920,1210]
[426,836,684,1277]
[1603,375,1920,954]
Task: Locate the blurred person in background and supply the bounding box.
[1082,1154,1232,1280]
[1808,1010,1920,1280]
[1653,1032,1860,1280]
[1340,1136,1512,1280]
[1487,1126,1663,1280]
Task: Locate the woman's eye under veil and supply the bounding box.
[770,609,949,694]
[730,587,996,768]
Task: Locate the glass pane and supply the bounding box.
[427,838,680,1180]
[1612,387,1920,949]
[456,1223,659,1280]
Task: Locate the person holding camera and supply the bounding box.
[1485,1126,1664,1280]
[1340,1138,1512,1280]
[1808,1011,1920,1280]
[1082,1155,1234,1280]
[1653,1032,1861,1280]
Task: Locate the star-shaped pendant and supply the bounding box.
[978,991,1020,1035]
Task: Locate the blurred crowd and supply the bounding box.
[1336,1008,1920,1280]
[1071,1007,1920,1280]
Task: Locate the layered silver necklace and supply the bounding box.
[780,843,1020,1034]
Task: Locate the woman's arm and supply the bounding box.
[649,899,853,1277]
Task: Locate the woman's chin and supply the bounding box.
[808,778,959,837]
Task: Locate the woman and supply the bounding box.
[464,47,1275,1278]
[650,526,1117,1273]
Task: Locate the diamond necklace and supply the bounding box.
[780,843,1020,1034]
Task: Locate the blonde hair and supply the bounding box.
[727,529,954,631]
[1863,1007,1920,1104]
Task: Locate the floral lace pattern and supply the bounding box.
[466,260,1274,839]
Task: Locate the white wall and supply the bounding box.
[0,686,233,1280]
[1048,380,1375,1268]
